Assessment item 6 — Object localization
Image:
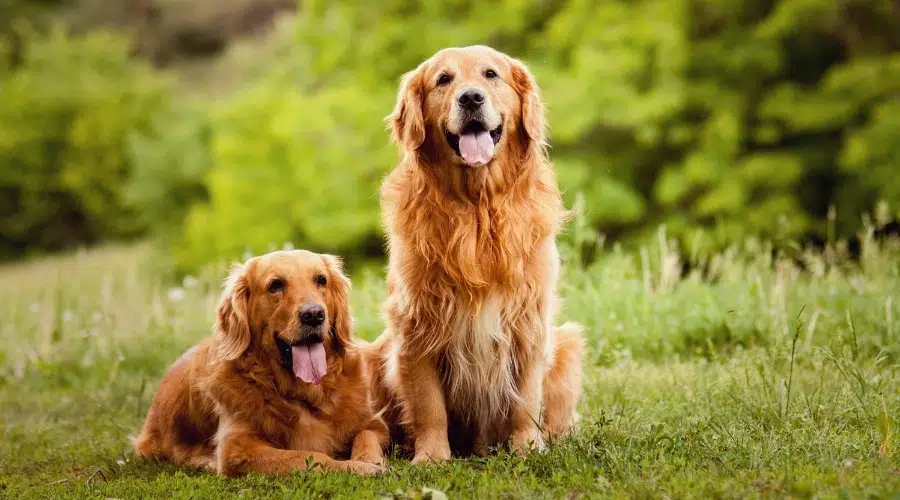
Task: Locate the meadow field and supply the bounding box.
[4,1,900,498]
[1,229,898,499]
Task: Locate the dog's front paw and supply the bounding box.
[411,438,451,465]
[411,451,450,465]
[337,459,385,477]
[352,452,386,468]
[510,428,545,455]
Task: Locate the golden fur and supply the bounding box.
[134,250,387,476]
[366,45,584,463]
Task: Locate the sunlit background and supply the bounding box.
[2,0,898,272]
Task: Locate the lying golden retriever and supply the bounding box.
[134,250,387,476]
[368,45,584,464]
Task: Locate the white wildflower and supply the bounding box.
[61,310,74,322]
[182,275,197,289]
[167,287,185,302]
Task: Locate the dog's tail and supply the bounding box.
[543,322,585,438]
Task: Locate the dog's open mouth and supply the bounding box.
[446,121,502,166]
[276,332,326,385]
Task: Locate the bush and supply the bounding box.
[154,0,900,270]
[0,27,172,258]
[0,0,63,68]
[173,78,393,271]
[126,105,212,242]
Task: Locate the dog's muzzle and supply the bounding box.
[446,87,503,166]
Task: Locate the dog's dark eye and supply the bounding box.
[437,73,453,86]
[268,279,285,293]
[484,69,498,79]
[315,274,327,287]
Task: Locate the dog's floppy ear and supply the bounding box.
[510,57,546,146]
[322,254,353,355]
[388,65,426,151]
[212,262,251,362]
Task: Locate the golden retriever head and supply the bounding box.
[212,250,352,384]
[389,45,544,167]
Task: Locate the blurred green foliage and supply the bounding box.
[161,0,900,269]
[0,27,171,258]
[125,105,212,240]
[172,80,392,270]
[4,0,900,266]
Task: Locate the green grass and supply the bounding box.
[1,233,899,499]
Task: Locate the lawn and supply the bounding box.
[1,233,898,499]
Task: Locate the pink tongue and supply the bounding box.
[292,343,327,384]
[458,131,494,165]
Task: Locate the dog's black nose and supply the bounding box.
[458,89,485,111]
[299,304,325,326]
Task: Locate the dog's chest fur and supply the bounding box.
[285,366,371,455]
[211,358,371,457]
[439,292,521,423]
[288,399,355,455]
[389,235,557,433]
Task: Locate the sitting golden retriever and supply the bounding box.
[134,250,387,476]
[368,45,584,464]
